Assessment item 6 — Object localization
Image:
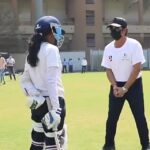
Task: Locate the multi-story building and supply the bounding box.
[0,0,150,70]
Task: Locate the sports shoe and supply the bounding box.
[142,143,150,150]
[102,145,116,150]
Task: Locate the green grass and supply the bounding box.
[0,71,150,150]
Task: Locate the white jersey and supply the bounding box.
[101,37,145,82]
[21,42,64,109]
[81,59,87,66]
[7,57,15,66]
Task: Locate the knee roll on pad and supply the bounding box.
[32,121,44,133]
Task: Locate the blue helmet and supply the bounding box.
[34,16,65,48]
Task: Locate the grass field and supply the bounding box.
[0,71,150,150]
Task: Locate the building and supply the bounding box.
[0,0,150,70]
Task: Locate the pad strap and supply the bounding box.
[32,121,44,132]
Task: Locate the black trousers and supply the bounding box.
[62,65,67,73]
[104,77,149,149]
[7,66,16,80]
[81,66,87,73]
[69,65,73,72]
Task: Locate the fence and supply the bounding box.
[90,49,103,71]
[10,49,150,72]
[90,49,150,71]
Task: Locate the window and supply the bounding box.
[86,10,95,26]
[86,0,95,4]
[18,0,31,24]
[86,33,95,47]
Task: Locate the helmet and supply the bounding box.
[34,16,65,48]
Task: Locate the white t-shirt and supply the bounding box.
[21,42,64,109]
[81,59,87,66]
[101,37,145,82]
[62,60,68,66]
[7,57,15,66]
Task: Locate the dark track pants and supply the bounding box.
[104,77,149,149]
[7,66,16,80]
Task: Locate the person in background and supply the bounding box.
[101,17,150,150]
[0,54,6,85]
[62,58,68,73]
[7,55,16,80]
[20,16,67,150]
[68,58,73,73]
[81,57,87,73]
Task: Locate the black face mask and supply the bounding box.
[110,30,121,40]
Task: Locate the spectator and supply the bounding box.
[7,55,16,80]
[81,57,87,73]
[0,54,6,84]
[68,58,73,72]
[62,58,68,73]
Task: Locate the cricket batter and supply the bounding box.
[21,16,67,150]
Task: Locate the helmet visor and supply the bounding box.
[50,23,65,48]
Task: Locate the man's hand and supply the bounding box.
[113,86,128,97]
[41,109,61,131]
[112,85,119,97]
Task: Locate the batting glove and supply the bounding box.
[41,109,61,131]
[27,96,45,109]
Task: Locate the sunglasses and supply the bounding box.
[109,26,123,32]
